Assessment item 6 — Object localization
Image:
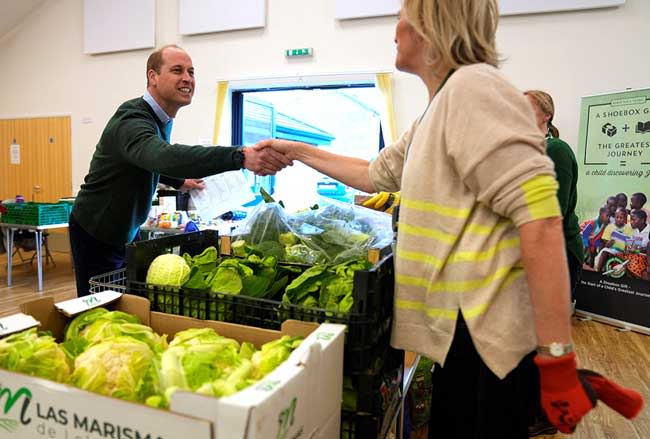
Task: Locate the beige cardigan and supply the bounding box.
[369,63,560,378]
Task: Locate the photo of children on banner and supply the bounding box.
[589,209,649,280]
[594,207,633,272]
[581,207,609,267]
[581,192,649,278]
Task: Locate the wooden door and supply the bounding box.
[0,116,72,203]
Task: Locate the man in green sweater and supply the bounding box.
[70,45,290,296]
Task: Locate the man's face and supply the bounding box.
[631,195,642,210]
[616,194,627,208]
[148,47,195,116]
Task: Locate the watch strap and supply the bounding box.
[537,342,574,357]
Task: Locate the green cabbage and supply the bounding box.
[71,336,159,402]
[146,254,190,314]
[146,254,191,287]
[0,328,71,383]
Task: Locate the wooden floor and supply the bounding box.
[1,251,649,438]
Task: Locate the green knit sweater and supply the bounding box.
[546,137,584,263]
[73,97,241,245]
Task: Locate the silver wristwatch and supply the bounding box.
[537,342,573,358]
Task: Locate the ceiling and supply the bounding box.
[0,0,47,42]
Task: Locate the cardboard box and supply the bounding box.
[0,294,344,439]
[309,407,341,439]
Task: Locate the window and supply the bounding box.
[232,83,383,211]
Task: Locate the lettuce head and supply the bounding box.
[71,336,159,402]
[0,328,71,383]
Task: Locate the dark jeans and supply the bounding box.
[69,214,129,297]
[428,314,534,439]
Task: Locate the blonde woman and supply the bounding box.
[260,1,642,437]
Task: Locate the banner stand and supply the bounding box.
[574,310,650,336]
[575,87,650,336]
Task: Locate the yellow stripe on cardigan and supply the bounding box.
[395,268,524,320]
[520,175,561,220]
[401,199,471,219]
[399,223,457,245]
[399,220,512,246]
[396,265,520,293]
[396,236,519,269]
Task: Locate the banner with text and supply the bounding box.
[575,88,650,331]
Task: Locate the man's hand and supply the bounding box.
[256,139,302,161]
[178,179,205,192]
[244,143,293,176]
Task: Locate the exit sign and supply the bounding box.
[285,48,313,57]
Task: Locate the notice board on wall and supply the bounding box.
[334,0,400,20]
[499,0,625,16]
[179,0,266,35]
[83,0,155,54]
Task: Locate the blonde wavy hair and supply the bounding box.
[524,90,560,138]
[402,0,500,70]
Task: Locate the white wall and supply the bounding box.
[1,0,648,193]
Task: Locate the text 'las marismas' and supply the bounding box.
[0,383,164,439]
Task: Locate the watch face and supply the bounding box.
[550,343,563,357]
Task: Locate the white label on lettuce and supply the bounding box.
[55,290,123,317]
[0,313,40,337]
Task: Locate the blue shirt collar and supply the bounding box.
[143,90,173,126]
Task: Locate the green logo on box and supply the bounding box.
[0,384,33,432]
[256,380,281,392]
[316,332,334,341]
[82,296,100,307]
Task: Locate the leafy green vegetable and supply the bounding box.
[251,335,302,380]
[146,254,190,314]
[146,254,191,287]
[71,337,159,402]
[64,307,109,341]
[0,328,71,383]
[63,310,167,358]
[182,246,218,273]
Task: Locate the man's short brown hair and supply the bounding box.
[146,44,182,87]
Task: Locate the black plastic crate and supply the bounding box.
[124,230,395,372]
[343,347,404,415]
[341,390,402,439]
[126,230,220,283]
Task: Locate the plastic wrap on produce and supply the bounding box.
[232,198,392,264]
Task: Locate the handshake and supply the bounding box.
[241,139,298,176]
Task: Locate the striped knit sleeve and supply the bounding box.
[368,119,418,193]
[442,66,560,226]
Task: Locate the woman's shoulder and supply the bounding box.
[546,137,576,160]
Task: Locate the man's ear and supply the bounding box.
[147,69,158,87]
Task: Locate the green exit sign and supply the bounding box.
[285,47,313,57]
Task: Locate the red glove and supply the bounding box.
[535,352,643,434]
